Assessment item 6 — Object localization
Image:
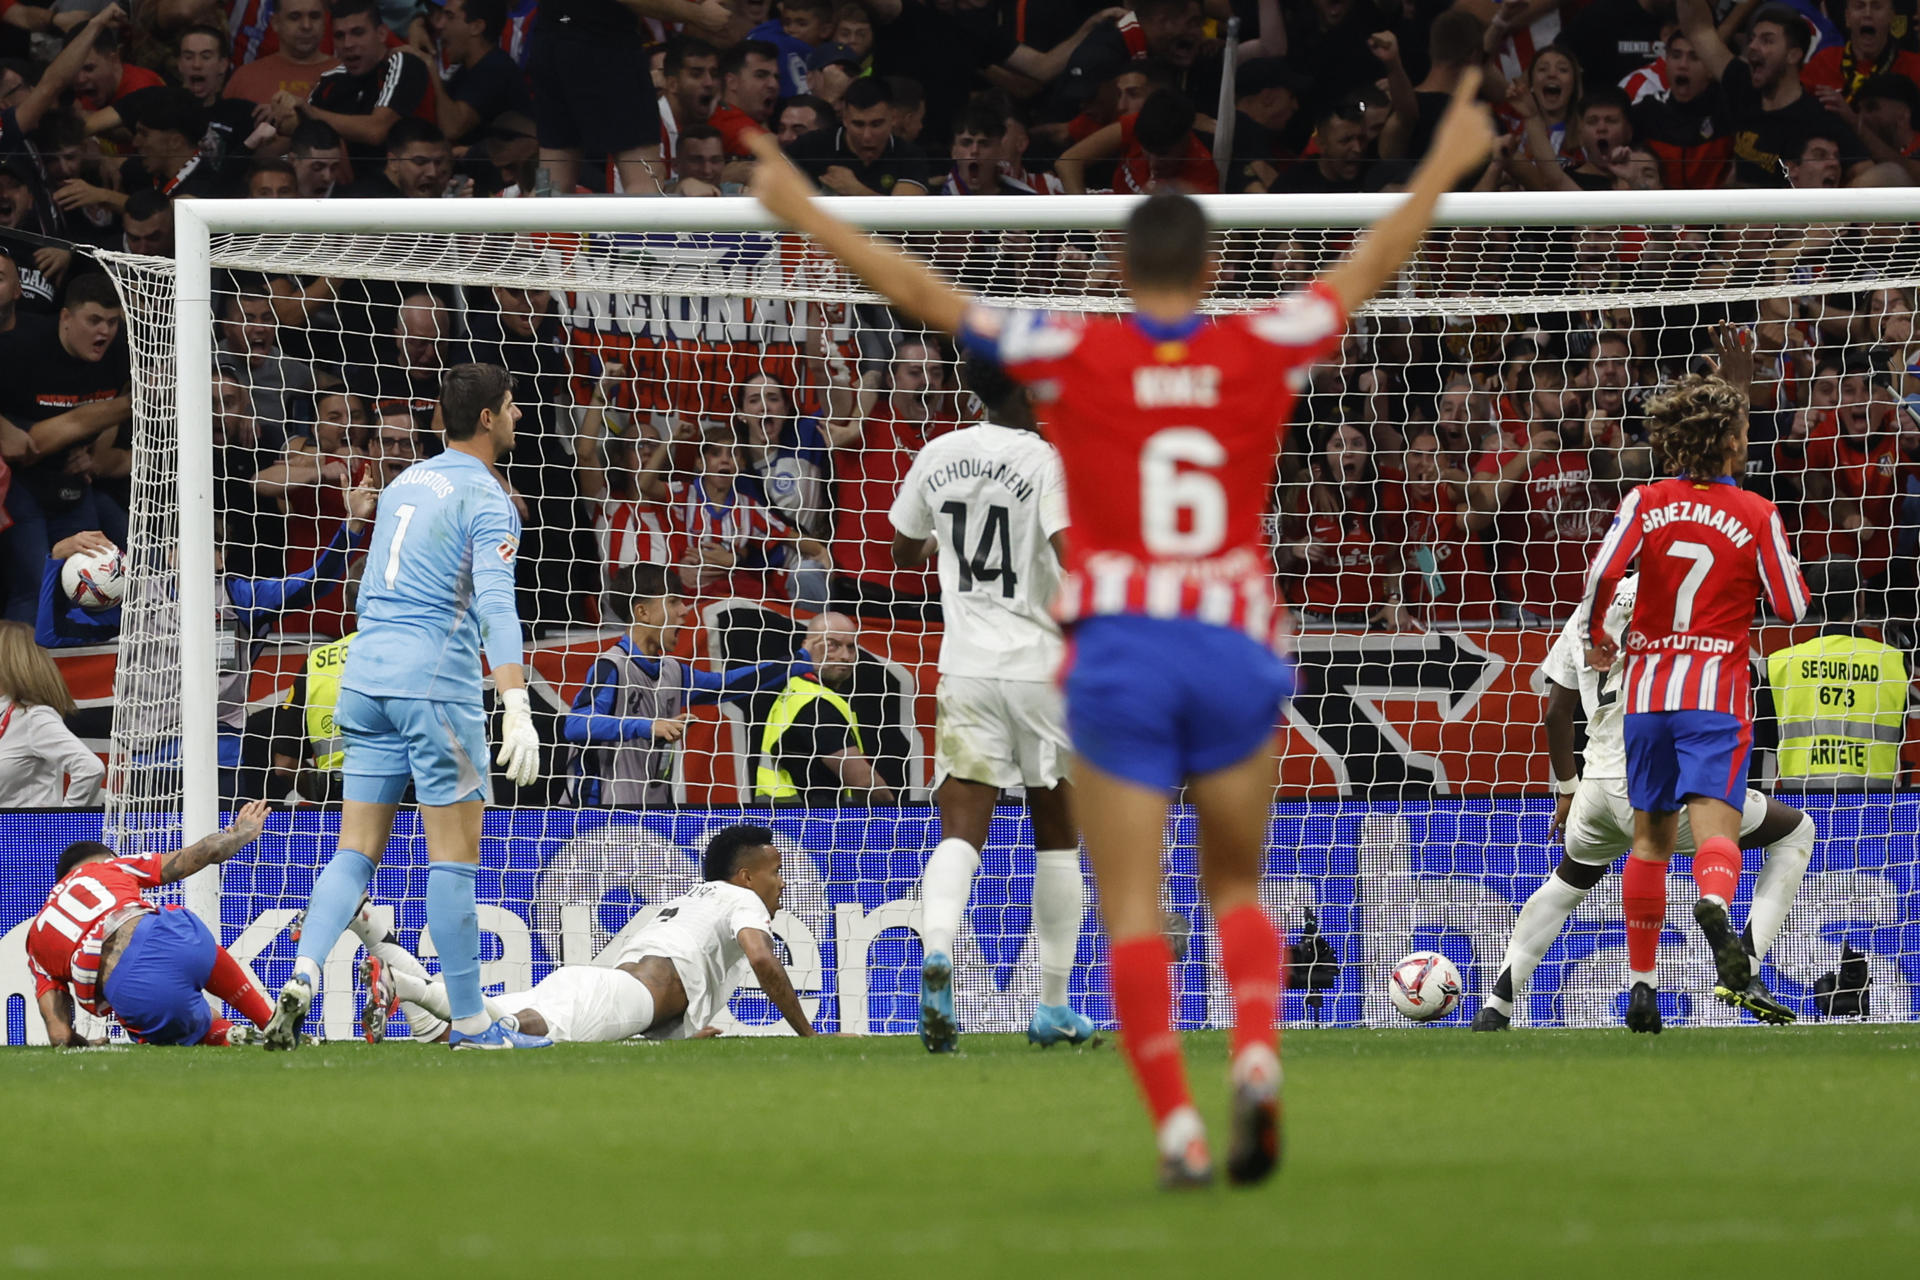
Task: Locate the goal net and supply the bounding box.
[77,191,1919,1039]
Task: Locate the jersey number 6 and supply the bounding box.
[1141,428,1227,557]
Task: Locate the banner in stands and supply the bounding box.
[4,800,1914,1044]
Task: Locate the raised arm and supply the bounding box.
[1055,121,1125,194]
[20,4,122,135]
[1676,0,1734,81]
[1321,71,1494,315]
[747,132,973,336]
[159,801,270,883]
[737,927,817,1035]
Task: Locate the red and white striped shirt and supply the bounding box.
[600,497,673,580]
[26,854,165,1017]
[1583,476,1809,720]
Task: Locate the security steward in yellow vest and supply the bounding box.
[1768,631,1908,784]
[755,613,898,805]
[273,631,355,802]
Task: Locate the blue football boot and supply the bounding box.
[1026,1002,1100,1047]
[919,951,957,1053]
[449,1019,553,1050]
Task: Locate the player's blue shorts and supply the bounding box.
[101,909,217,1046]
[1623,709,1752,813]
[337,689,488,807]
[1062,614,1296,792]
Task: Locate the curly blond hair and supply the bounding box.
[1645,374,1745,483]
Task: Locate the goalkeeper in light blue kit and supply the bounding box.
[264,363,548,1051]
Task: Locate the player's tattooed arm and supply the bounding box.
[37,988,84,1048]
[738,928,817,1036]
[159,800,271,884]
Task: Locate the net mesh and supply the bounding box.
[81,206,1919,1036]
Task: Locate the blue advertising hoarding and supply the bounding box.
[4,799,1914,1044]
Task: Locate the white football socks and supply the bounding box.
[919,837,980,960]
[1496,873,1590,1014]
[1748,815,1816,960]
[1033,848,1084,1008]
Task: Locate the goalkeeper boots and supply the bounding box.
[1693,897,1752,995]
[1717,975,1797,1025]
[358,955,398,1045]
[263,973,314,1051]
[449,1020,553,1050]
[1026,1003,1099,1047]
[1625,980,1663,1034]
[919,951,957,1054]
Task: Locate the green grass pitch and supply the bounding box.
[5,1027,1917,1277]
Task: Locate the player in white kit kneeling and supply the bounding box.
[1474,576,1813,1033]
[356,825,817,1042]
[888,354,1092,1053]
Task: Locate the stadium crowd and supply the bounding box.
[0,0,1917,806]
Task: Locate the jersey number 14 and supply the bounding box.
[940,500,1017,599]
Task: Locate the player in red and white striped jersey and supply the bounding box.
[745,77,1495,1187]
[27,804,276,1046]
[1580,327,1811,1021]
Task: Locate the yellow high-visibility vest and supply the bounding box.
[756,675,863,799]
[1767,634,1907,782]
[302,632,356,772]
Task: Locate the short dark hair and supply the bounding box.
[1749,3,1812,55]
[702,824,777,881]
[678,122,722,147]
[958,352,1030,428]
[123,187,170,224]
[458,0,509,43]
[288,119,341,153]
[177,22,229,57]
[842,76,892,112]
[130,87,208,143]
[62,271,122,313]
[55,840,115,881]
[1134,0,1198,20]
[1124,191,1211,289]
[385,117,447,154]
[439,362,514,440]
[1428,7,1484,67]
[783,0,835,17]
[628,561,675,604]
[248,157,297,187]
[780,93,836,128]
[1856,73,1920,116]
[1125,56,1179,91]
[331,0,384,27]
[1135,88,1196,155]
[722,38,781,78]
[884,75,923,112]
[952,101,1006,140]
[664,33,720,77]
[65,23,119,53]
[1580,86,1632,118]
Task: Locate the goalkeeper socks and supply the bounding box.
[204,946,274,1028]
[1214,903,1282,1062]
[1748,816,1815,958]
[1108,934,1192,1126]
[426,862,488,1034]
[294,849,377,979]
[1692,836,1741,906]
[1622,855,1666,980]
[1032,848,1084,1007]
[1501,873,1588,1002]
[919,837,980,959]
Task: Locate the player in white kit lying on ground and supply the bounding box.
[1473,574,1813,1033]
[350,825,817,1042]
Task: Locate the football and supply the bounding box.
[60,546,126,611]
[1388,951,1463,1023]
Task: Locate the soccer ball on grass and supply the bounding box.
[1388,951,1463,1023]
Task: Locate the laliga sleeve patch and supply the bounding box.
[497,536,519,564]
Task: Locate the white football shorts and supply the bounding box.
[493,965,656,1043]
[933,674,1069,792]
[1563,778,1771,866]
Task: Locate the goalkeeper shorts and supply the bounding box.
[337,690,488,807]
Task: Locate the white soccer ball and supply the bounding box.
[61,546,126,611]
[1388,951,1464,1023]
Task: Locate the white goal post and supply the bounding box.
[76,187,1920,1034]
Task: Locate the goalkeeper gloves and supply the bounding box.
[496,687,541,787]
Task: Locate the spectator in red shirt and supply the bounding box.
[1468,359,1617,620]
[70,24,163,113]
[641,429,828,604]
[711,39,781,157]
[830,334,956,621]
[225,0,340,106]
[1056,88,1217,194]
[1792,360,1909,581]
[1838,73,1920,179]
[1277,422,1413,629]
[1400,429,1501,623]
[1803,0,1920,107]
